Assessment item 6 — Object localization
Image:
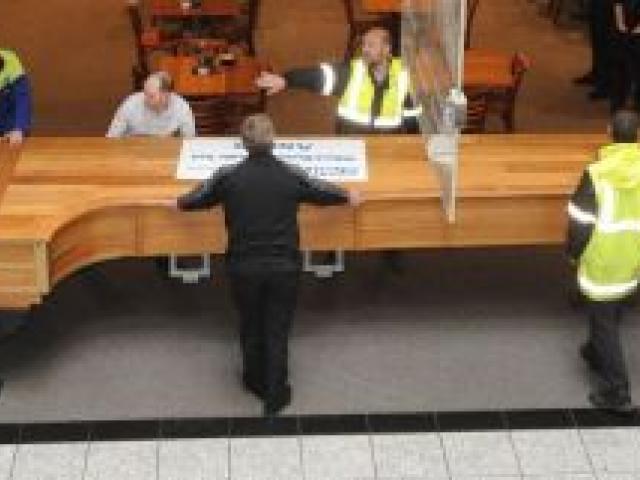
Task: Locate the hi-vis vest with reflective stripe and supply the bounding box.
[575,143,640,301]
[0,50,25,92]
[337,58,409,129]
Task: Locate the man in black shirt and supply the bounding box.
[176,114,357,415]
[611,0,640,111]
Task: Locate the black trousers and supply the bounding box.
[588,0,614,91]
[610,35,640,112]
[586,299,629,393]
[228,268,299,398]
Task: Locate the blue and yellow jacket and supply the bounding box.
[0,49,31,135]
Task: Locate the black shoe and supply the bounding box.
[242,374,265,399]
[263,385,292,416]
[588,389,634,415]
[574,72,595,85]
[580,343,602,372]
[588,89,609,100]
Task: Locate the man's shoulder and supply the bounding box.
[170,93,192,111]
[119,92,145,110]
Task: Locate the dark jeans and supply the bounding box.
[228,268,299,398]
[588,0,613,90]
[610,35,640,112]
[586,299,629,393]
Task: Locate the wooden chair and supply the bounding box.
[344,0,481,59]
[465,0,480,49]
[462,88,490,133]
[188,91,265,135]
[486,52,531,132]
[126,1,150,90]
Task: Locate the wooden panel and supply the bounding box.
[356,198,448,249]
[0,292,42,310]
[0,242,38,267]
[299,206,355,250]
[0,268,39,289]
[49,208,138,285]
[138,207,226,255]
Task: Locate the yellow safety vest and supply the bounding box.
[0,50,25,91]
[337,58,410,129]
[576,143,640,301]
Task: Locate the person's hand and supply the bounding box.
[255,71,287,96]
[348,189,362,207]
[3,130,24,147]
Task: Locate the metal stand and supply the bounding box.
[302,250,345,278]
[168,254,211,283]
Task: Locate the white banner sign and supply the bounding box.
[176,138,368,182]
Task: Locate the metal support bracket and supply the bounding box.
[302,250,345,278]
[168,254,211,283]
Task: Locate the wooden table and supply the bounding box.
[0,134,601,310]
[464,49,514,90]
[361,0,401,13]
[149,0,242,18]
[156,54,263,96]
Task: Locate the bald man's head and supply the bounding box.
[143,71,173,113]
[361,27,392,67]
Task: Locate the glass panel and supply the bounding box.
[402,0,466,222]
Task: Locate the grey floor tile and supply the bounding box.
[511,430,592,475]
[579,428,640,474]
[372,433,448,480]
[441,431,520,476]
[159,438,228,480]
[84,441,158,480]
[521,475,596,480]
[596,474,640,480]
[12,443,87,480]
[230,437,302,480]
[0,445,15,480]
[302,435,374,480]
[451,476,523,480]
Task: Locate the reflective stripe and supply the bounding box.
[402,106,423,118]
[337,106,371,125]
[578,274,639,297]
[320,63,336,97]
[373,117,402,128]
[594,182,640,232]
[568,202,596,225]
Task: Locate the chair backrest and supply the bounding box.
[188,97,229,135]
[465,0,480,49]
[511,51,531,94]
[463,88,490,134]
[126,1,149,74]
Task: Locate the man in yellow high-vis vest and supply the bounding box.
[567,110,640,412]
[255,27,420,134]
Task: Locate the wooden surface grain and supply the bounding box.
[0,134,604,308]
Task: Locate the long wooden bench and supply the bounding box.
[0,134,604,310]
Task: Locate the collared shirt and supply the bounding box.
[106,92,196,138]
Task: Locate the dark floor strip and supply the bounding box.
[1,407,639,444]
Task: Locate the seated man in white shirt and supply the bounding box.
[108,71,201,280]
[107,71,196,138]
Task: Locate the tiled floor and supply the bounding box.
[2,427,640,480]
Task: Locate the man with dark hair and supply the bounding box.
[567,110,640,412]
[255,27,420,134]
[0,49,32,147]
[176,114,359,415]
